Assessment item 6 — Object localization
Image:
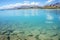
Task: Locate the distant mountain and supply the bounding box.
[0,2,60,10]
[14,5,42,9]
[15,2,60,9]
[43,2,60,9]
[49,2,60,7]
[0,5,42,10]
[53,2,60,7]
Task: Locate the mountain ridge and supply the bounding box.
[0,2,60,10]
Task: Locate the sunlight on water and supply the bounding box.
[45,21,53,23]
[59,16,60,20]
[46,14,54,20]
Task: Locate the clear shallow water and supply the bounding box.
[0,9,60,40]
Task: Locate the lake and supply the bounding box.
[0,9,60,40]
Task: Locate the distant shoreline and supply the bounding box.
[0,8,60,10]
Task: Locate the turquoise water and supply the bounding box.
[0,9,60,40]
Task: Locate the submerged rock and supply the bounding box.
[28,34,33,37]
[50,34,58,37]
[19,31,25,34]
[0,29,14,40]
[24,39,27,40]
[58,38,60,40]
[7,36,10,40]
[35,35,41,40]
[0,35,8,40]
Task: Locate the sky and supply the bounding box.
[0,0,60,9]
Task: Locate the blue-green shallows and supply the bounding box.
[0,9,60,40]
